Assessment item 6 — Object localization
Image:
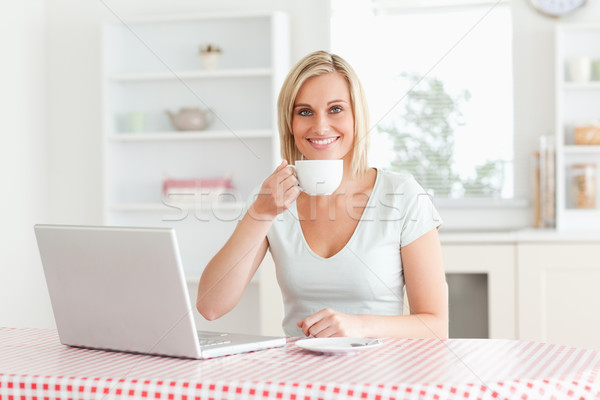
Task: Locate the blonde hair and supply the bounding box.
[277,50,370,177]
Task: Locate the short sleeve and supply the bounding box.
[398,176,443,247]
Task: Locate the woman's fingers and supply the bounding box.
[298,308,361,338]
[298,309,335,337]
[252,161,300,218]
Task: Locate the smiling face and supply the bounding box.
[291,72,355,163]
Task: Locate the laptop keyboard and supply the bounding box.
[197,331,232,347]
[198,338,232,347]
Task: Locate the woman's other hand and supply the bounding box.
[249,160,300,220]
[297,308,365,338]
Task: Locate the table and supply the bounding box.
[1,328,599,400]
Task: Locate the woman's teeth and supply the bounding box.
[310,137,337,145]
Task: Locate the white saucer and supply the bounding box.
[295,337,382,355]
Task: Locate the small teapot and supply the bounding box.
[166,107,215,131]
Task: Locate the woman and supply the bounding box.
[197,50,448,339]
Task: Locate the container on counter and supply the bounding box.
[569,163,596,209]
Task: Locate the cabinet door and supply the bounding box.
[258,252,285,336]
[518,243,600,350]
[442,244,516,339]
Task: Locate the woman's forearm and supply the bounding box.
[358,313,449,339]
[197,161,301,321]
[196,204,273,320]
[297,307,448,339]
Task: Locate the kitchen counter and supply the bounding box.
[439,227,600,243]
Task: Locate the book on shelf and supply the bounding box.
[162,176,239,205]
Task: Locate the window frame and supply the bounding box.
[330,0,519,201]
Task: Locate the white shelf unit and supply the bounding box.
[102,12,290,282]
[107,68,272,82]
[555,24,600,231]
[107,129,273,142]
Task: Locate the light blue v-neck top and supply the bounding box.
[256,169,442,337]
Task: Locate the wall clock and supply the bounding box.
[530,0,587,17]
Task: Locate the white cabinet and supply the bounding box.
[257,231,600,342]
[102,12,289,278]
[257,241,519,339]
[555,24,600,230]
[442,244,516,339]
[518,243,600,350]
[258,252,285,336]
[102,13,289,335]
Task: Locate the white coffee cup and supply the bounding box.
[291,160,343,196]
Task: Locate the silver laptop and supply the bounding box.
[34,224,286,359]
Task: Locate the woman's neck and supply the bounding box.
[334,166,375,196]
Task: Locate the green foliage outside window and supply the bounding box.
[376,73,505,198]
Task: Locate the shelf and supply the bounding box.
[103,12,289,279]
[563,145,600,154]
[564,207,600,212]
[107,68,272,82]
[561,82,600,90]
[108,202,246,213]
[119,11,281,23]
[559,209,600,231]
[556,24,600,231]
[108,130,273,141]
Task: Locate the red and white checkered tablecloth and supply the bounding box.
[1,327,599,400]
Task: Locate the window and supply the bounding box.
[330,0,514,199]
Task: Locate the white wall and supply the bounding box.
[0,0,54,327]
[2,0,600,328]
[45,0,331,226]
[0,0,330,328]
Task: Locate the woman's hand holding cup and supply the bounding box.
[249,160,301,220]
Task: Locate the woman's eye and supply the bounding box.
[298,109,312,116]
[330,106,342,113]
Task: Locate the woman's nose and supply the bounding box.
[312,114,330,135]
